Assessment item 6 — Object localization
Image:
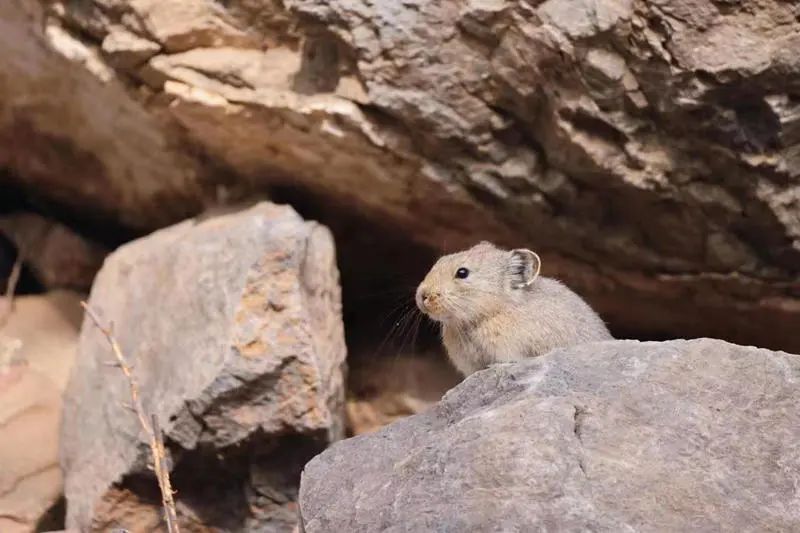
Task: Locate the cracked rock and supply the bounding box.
[61,202,347,531]
[1,0,800,352]
[101,26,161,69]
[300,338,800,532]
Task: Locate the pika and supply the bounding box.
[416,241,612,376]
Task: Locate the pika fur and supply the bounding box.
[416,241,612,376]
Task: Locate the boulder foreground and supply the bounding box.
[300,338,800,532]
[62,202,347,531]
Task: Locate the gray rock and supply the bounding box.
[61,202,347,531]
[300,338,800,532]
[2,0,800,352]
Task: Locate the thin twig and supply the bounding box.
[152,415,179,529]
[0,250,23,329]
[81,301,180,533]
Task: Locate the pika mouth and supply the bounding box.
[416,287,446,321]
[418,302,445,322]
[416,300,433,317]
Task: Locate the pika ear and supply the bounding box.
[508,248,541,289]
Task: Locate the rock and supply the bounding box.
[346,353,460,435]
[1,290,83,389]
[0,291,83,532]
[299,338,800,532]
[1,0,800,352]
[101,26,161,69]
[0,213,107,292]
[0,363,63,533]
[61,202,347,531]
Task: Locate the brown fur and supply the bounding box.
[416,242,612,376]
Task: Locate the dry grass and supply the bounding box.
[81,301,180,533]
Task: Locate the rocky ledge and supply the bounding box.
[299,338,800,532]
[2,0,800,351]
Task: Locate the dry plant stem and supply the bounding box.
[0,251,23,328]
[152,415,180,530]
[80,301,181,533]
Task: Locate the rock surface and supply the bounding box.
[1,0,799,351]
[1,290,83,390]
[61,202,347,531]
[0,363,63,533]
[300,338,800,532]
[0,213,107,292]
[0,291,82,532]
[346,353,460,435]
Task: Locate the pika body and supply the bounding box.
[416,241,612,376]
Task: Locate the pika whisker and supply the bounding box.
[414,241,612,377]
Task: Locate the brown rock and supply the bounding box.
[60,202,347,531]
[1,0,799,351]
[0,364,63,533]
[346,353,460,435]
[101,26,161,69]
[0,290,83,389]
[0,213,107,292]
[0,291,83,532]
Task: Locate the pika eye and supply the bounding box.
[455,267,470,279]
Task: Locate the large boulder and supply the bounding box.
[61,202,347,531]
[1,0,799,351]
[299,338,800,532]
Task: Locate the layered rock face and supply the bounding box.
[300,338,800,532]
[1,0,798,351]
[60,203,347,531]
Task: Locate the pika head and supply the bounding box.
[416,242,541,324]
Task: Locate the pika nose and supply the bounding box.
[416,286,437,311]
[417,287,431,311]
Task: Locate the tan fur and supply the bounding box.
[416,241,612,376]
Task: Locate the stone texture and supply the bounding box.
[101,26,161,69]
[1,290,83,389]
[346,353,460,435]
[0,363,63,533]
[0,213,107,291]
[60,202,346,531]
[1,0,800,351]
[300,338,800,532]
[0,291,83,532]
